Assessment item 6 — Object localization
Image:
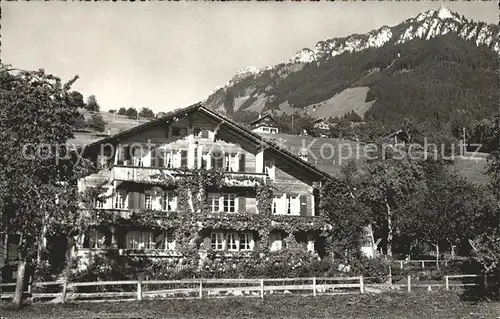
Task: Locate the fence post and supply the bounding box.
[199,280,203,299]
[483,275,488,291]
[400,261,403,269]
[313,277,317,297]
[421,261,425,269]
[137,281,142,301]
[28,276,32,295]
[407,276,411,293]
[260,279,264,299]
[445,276,449,291]
[61,280,68,303]
[359,276,364,294]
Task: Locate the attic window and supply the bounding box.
[172,127,188,138]
[194,128,210,139]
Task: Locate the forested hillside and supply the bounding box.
[205,7,499,137]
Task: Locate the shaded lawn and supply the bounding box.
[2,292,499,319]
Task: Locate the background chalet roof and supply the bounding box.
[249,114,278,127]
[82,102,333,180]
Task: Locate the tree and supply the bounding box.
[360,157,424,257]
[401,162,491,268]
[108,109,116,114]
[470,113,500,273]
[72,111,86,131]
[85,95,100,112]
[117,107,127,116]
[125,107,138,119]
[485,113,500,195]
[66,91,85,109]
[320,161,370,260]
[223,90,235,116]
[86,113,107,132]
[0,64,85,308]
[138,107,155,119]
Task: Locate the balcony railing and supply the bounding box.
[109,165,267,186]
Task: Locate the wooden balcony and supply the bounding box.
[110,166,176,184]
[109,165,267,187]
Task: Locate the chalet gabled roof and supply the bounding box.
[249,114,278,127]
[383,129,409,140]
[311,118,333,125]
[83,102,332,180]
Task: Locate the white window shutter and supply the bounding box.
[292,195,301,215]
[276,194,286,215]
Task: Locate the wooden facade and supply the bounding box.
[76,104,330,263]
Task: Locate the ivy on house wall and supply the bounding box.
[80,168,326,260]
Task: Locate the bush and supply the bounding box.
[66,249,416,283]
[351,257,390,283]
[86,114,107,132]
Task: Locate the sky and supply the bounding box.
[2,1,497,113]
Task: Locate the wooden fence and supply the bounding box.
[392,259,464,270]
[0,274,491,304]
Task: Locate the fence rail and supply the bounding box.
[0,274,492,304]
[392,259,465,270]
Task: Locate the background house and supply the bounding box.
[250,114,279,134]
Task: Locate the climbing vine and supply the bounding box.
[82,168,325,263]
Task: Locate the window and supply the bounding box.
[211,232,224,250]
[207,193,220,212]
[132,148,143,167]
[226,233,238,251]
[273,194,300,215]
[95,196,104,209]
[239,233,252,251]
[180,150,188,168]
[163,150,174,168]
[171,127,181,137]
[265,160,275,179]
[145,194,153,210]
[162,191,176,211]
[194,128,210,139]
[224,153,231,171]
[133,156,143,167]
[201,151,210,169]
[97,155,108,169]
[270,233,282,251]
[126,231,155,249]
[166,232,175,250]
[193,147,198,169]
[212,150,223,169]
[179,128,188,137]
[88,229,107,249]
[224,153,237,172]
[223,194,236,213]
[172,127,188,138]
[239,153,246,172]
[114,191,126,209]
[263,127,269,132]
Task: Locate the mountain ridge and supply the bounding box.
[204,6,499,122]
